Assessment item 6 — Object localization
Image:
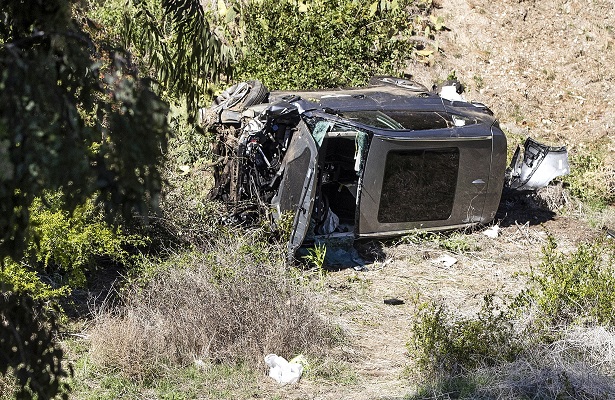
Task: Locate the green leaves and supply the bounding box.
[123,0,236,117]
[529,234,615,326]
[238,0,428,90]
[0,2,169,260]
[0,291,70,400]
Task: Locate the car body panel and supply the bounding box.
[270,120,318,254]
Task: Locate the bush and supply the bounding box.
[528,233,615,327]
[237,0,435,89]
[0,192,145,301]
[564,148,615,209]
[89,229,336,381]
[409,294,520,378]
[409,326,615,399]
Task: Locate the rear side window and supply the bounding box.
[386,111,451,130]
[378,148,459,223]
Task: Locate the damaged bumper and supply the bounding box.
[506,138,570,191]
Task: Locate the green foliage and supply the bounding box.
[528,234,615,326]
[32,194,144,287]
[409,294,520,377]
[0,2,169,397]
[303,243,327,270]
[0,0,168,261]
[400,230,480,254]
[409,235,615,397]
[237,0,433,89]
[0,193,145,301]
[0,291,70,400]
[0,262,69,301]
[563,148,615,209]
[88,0,236,116]
[69,353,260,400]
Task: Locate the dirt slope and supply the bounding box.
[414,0,615,152]
[259,1,615,398]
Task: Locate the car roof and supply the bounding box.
[271,84,442,109]
[269,84,494,121]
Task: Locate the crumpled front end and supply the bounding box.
[506,137,570,191]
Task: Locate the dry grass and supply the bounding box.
[88,230,336,380]
[467,327,615,399]
[409,324,615,400]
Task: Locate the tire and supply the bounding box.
[212,80,269,112]
[236,80,268,109]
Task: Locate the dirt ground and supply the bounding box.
[260,0,615,398]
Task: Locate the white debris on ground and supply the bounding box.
[432,254,458,268]
[482,225,501,238]
[264,353,304,385]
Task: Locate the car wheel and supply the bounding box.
[213,80,269,112]
[238,80,268,109]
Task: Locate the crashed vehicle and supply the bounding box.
[202,77,569,256]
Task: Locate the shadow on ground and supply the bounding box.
[496,191,557,227]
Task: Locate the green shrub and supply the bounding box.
[409,235,615,397]
[527,234,615,326]
[0,192,145,300]
[564,148,615,209]
[409,294,520,377]
[237,0,435,89]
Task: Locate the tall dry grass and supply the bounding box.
[467,326,615,399]
[89,230,336,380]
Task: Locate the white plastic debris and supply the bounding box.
[264,354,304,385]
[482,225,501,238]
[439,85,465,102]
[433,255,458,268]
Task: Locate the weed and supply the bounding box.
[303,243,327,270]
[400,230,479,254]
[563,147,615,209]
[409,235,615,397]
[88,230,335,381]
[511,104,525,125]
[304,358,358,385]
[439,232,480,254]
[472,74,484,90]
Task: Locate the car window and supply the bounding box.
[337,110,403,130]
[378,148,459,223]
[339,111,452,130]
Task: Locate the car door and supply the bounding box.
[358,122,494,237]
[271,120,318,255]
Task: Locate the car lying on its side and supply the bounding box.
[201,77,569,256]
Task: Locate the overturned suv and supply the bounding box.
[202,77,569,255]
